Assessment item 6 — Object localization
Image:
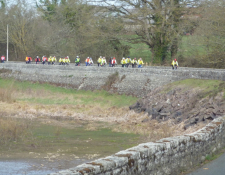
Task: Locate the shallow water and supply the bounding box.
[0,158,89,175]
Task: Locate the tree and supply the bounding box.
[100,0,198,63]
[36,0,131,61]
[187,0,225,68]
[0,0,55,60]
[0,0,6,9]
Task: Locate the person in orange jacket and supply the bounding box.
[85,57,90,66]
[35,56,40,64]
[42,55,48,65]
[25,56,32,64]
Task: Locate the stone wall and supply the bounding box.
[50,117,225,175]
[1,62,225,97]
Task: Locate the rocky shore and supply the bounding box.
[130,81,225,129]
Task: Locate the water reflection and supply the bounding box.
[0,159,89,175]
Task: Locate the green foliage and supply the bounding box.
[0,0,5,9]
[37,0,58,21]
[163,79,225,99]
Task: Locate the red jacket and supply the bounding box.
[1,56,5,61]
[35,58,40,62]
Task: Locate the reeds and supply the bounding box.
[0,117,31,145]
[0,81,16,103]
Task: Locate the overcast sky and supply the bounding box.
[3,0,37,7]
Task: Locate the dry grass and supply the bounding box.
[0,116,31,145]
[0,78,208,144]
[0,86,16,103]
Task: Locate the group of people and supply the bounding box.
[26,56,70,65]
[120,57,144,68]
[97,56,144,68]
[24,55,146,68]
[3,55,178,69]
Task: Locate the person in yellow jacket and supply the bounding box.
[62,57,66,65]
[125,56,132,67]
[25,56,29,64]
[48,56,52,65]
[101,57,107,67]
[65,56,70,65]
[121,57,126,67]
[138,58,144,68]
[52,56,57,65]
[59,57,63,65]
[131,58,137,68]
[171,58,178,70]
[75,56,80,66]
[67,56,70,64]
[97,56,102,67]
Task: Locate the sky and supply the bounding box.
[2,0,37,7]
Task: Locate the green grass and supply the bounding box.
[0,78,138,107]
[178,35,211,58]
[162,79,225,98]
[31,122,139,155]
[129,43,152,63]
[0,118,140,158]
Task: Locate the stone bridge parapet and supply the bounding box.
[1,62,225,97]
[50,117,225,175]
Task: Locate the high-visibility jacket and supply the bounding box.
[97,58,102,63]
[138,59,144,65]
[126,58,131,63]
[26,57,32,61]
[68,58,70,63]
[48,57,52,62]
[172,60,178,66]
[86,58,90,63]
[35,58,40,62]
[121,59,126,64]
[52,57,57,62]
[59,58,62,63]
[62,58,66,63]
[131,59,137,64]
[101,59,106,64]
[43,57,48,61]
[75,58,80,63]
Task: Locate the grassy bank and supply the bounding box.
[163,79,225,98]
[1,78,221,160]
[0,78,141,159]
[0,78,138,107]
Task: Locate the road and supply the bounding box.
[188,153,225,175]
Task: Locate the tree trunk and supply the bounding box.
[171,37,178,59]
